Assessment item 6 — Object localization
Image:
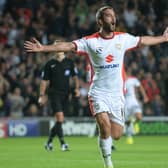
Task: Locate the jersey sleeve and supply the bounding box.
[124,33,141,51]
[41,62,51,80]
[72,38,88,53]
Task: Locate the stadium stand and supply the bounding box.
[0,0,167,117]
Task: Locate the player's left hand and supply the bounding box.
[163,27,168,41]
[24,38,44,52]
[74,88,80,97]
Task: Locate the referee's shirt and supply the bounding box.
[41,57,78,96]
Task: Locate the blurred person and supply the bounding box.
[75,0,89,26]
[152,95,165,116]
[155,72,166,100]
[0,72,10,116]
[23,85,38,116]
[123,0,138,29]
[141,72,160,115]
[0,72,10,92]
[38,41,80,151]
[7,22,19,46]
[28,104,39,117]
[141,72,160,101]
[9,87,24,118]
[24,6,168,168]
[125,68,148,145]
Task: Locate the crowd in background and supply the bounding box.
[0,0,167,118]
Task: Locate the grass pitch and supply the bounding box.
[0,136,168,168]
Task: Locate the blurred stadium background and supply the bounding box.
[0,0,168,167]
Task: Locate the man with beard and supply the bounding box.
[24,6,168,168]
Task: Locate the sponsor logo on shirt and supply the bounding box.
[105,55,114,63]
[98,64,119,69]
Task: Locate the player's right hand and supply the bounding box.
[24,38,44,52]
[38,95,47,106]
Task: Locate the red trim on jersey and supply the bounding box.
[88,96,96,116]
[84,33,99,39]
[122,64,126,94]
[98,32,114,39]
[76,51,88,56]
[72,41,77,51]
[127,37,142,51]
[114,32,126,35]
[84,32,126,40]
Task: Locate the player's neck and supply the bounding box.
[99,29,114,39]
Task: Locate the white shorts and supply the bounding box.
[125,98,142,121]
[88,92,125,126]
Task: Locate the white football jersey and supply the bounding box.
[73,32,140,96]
[125,76,141,100]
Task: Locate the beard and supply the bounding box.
[103,22,115,32]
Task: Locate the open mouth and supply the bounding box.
[111,22,115,26]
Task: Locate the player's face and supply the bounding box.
[101,9,116,32]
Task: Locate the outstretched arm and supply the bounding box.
[141,27,168,46]
[24,38,76,52]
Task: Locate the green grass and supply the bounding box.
[0,136,168,168]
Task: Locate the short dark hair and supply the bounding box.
[96,6,113,22]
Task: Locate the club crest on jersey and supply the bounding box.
[94,103,100,111]
[115,43,122,50]
[95,47,103,54]
[105,55,114,63]
[51,64,56,68]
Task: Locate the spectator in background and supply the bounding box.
[9,87,24,118]
[123,0,138,29]
[0,72,10,92]
[28,104,39,117]
[0,72,10,116]
[141,72,160,115]
[142,72,160,102]
[155,72,166,100]
[23,85,39,116]
[152,95,165,116]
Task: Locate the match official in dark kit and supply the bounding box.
[38,41,80,151]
